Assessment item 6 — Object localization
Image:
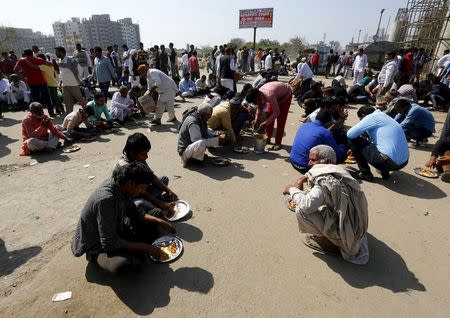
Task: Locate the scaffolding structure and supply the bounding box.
[398,0,450,65]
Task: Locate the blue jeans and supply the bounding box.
[349,137,408,175]
[233,111,249,137]
[404,126,433,142]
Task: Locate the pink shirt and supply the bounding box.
[257,82,292,124]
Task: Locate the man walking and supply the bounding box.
[93,47,117,100]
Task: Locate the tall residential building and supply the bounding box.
[1,27,55,54]
[53,18,84,53]
[118,18,141,49]
[52,15,140,54]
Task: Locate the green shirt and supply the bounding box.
[87,101,112,121]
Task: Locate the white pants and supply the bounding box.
[343,66,350,79]
[220,78,234,92]
[25,133,60,153]
[79,66,90,80]
[181,91,195,98]
[182,138,219,161]
[111,107,133,122]
[353,70,364,85]
[155,91,176,120]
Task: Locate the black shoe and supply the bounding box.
[150,118,161,125]
[352,171,374,182]
[441,172,450,183]
[380,170,390,180]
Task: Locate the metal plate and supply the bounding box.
[211,157,231,166]
[62,145,81,153]
[151,236,183,263]
[233,146,250,154]
[413,167,439,178]
[164,200,191,221]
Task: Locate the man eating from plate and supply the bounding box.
[71,162,176,274]
[283,145,369,265]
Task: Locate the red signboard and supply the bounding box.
[239,8,274,29]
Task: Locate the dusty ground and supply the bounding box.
[0,74,449,317]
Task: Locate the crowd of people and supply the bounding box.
[1,39,450,271]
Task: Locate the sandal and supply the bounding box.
[270,144,282,151]
[302,235,339,256]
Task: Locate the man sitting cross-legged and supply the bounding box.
[20,102,72,156]
[112,133,179,218]
[283,145,369,265]
[61,106,96,141]
[71,162,176,274]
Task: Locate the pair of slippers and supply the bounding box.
[302,235,340,256]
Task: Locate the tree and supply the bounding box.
[258,38,280,49]
[0,26,17,52]
[228,38,245,49]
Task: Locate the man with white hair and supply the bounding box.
[177,103,226,167]
[283,145,369,264]
[137,65,178,125]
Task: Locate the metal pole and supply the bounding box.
[357,29,362,44]
[253,27,257,51]
[374,9,385,42]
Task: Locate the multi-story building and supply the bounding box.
[52,15,140,53]
[118,18,141,49]
[1,27,55,54]
[53,18,84,53]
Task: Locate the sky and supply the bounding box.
[2,0,407,48]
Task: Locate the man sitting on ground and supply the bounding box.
[178,103,226,167]
[113,133,179,217]
[62,106,96,141]
[424,75,450,111]
[207,97,242,144]
[298,82,323,120]
[394,98,435,144]
[347,106,409,181]
[195,75,210,95]
[87,92,113,130]
[283,145,369,264]
[179,72,197,98]
[7,74,30,109]
[20,102,72,156]
[71,162,176,274]
[424,108,450,182]
[290,110,346,173]
[111,86,137,124]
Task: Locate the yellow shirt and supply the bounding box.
[207,101,236,142]
[39,65,58,87]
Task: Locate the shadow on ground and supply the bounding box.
[313,233,426,293]
[0,238,42,277]
[85,263,214,315]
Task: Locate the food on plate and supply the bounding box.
[288,200,296,211]
[158,242,178,261]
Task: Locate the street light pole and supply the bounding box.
[374,9,385,42]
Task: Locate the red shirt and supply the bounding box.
[188,56,199,73]
[405,53,414,74]
[15,57,46,85]
[311,53,319,65]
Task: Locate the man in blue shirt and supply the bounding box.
[178,72,197,98]
[290,110,347,173]
[93,46,117,100]
[347,106,409,181]
[394,98,435,144]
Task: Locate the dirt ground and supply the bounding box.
[0,74,449,317]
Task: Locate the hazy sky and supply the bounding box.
[3,0,406,48]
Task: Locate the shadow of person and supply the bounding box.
[0,134,18,157]
[380,171,446,199]
[0,238,42,277]
[85,262,214,315]
[0,117,21,127]
[186,161,254,180]
[313,233,426,293]
[172,221,203,243]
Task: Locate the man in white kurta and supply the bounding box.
[352,48,368,85]
[138,65,178,125]
[110,86,134,122]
